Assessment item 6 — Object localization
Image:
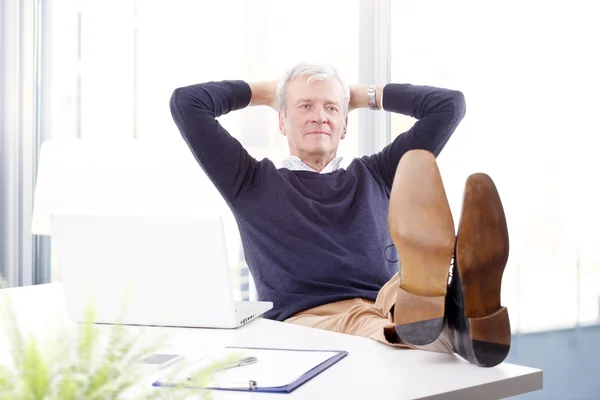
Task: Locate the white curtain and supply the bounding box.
[0,0,51,287]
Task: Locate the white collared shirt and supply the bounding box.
[280,155,344,174]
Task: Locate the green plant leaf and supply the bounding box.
[55,372,78,400]
[21,335,51,399]
[0,283,220,400]
[0,365,17,400]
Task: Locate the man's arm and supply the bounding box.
[355,83,466,190]
[248,81,279,108]
[349,84,384,111]
[169,80,276,203]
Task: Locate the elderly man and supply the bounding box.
[170,62,510,368]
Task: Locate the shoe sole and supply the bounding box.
[454,173,511,367]
[389,150,456,346]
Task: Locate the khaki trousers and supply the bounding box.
[285,272,454,354]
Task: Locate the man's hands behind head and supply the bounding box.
[249,80,280,111]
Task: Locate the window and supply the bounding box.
[48,0,362,300]
[390,0,600,333]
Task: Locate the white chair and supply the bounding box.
[31,139,255,299]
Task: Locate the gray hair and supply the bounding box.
[276,62,350,116]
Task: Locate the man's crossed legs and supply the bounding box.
[285,149,511,368]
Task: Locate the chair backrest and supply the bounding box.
[32,139,230,235]
[31,139,255,296]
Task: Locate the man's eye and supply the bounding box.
[300,104,310,109]
[329,106,339,112]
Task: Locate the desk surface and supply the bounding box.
[0,283,542,399]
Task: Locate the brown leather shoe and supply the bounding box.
[388,150,455,346]
[447,173,511,367]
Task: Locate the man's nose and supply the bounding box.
[311,107,328,123]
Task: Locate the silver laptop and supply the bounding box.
[49,213,272,328]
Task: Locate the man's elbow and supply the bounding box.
[449,90,467,122]
[169,87,196,134]
[170,87,186,112]
[169,86,196,121]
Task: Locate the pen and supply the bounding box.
[210,380,258,390]
[186,356,258,381]
[215,356,258,371]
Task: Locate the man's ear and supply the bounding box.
[342,116,349,139]
[279,111,286,136]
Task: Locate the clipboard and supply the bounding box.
[152,346,348,393]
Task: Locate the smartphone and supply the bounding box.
[137,353,184,371]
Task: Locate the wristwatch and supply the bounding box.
[368,85,378,110]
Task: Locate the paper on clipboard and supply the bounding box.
[155,347,344,390]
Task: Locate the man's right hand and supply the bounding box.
[249,80,280,111]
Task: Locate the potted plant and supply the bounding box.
[0,284,235,399]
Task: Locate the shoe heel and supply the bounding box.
[394,287,445,346]
[468,307,511,367]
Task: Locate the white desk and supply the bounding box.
[0,283,542,399]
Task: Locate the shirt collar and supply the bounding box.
[280,155,344,174]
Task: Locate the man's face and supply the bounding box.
[279,76,347,160]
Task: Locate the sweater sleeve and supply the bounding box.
[169,80,258,203]
[362,83,466,191]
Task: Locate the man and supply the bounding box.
[170,62,510,368]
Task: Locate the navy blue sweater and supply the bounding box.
[170,80,466,321]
